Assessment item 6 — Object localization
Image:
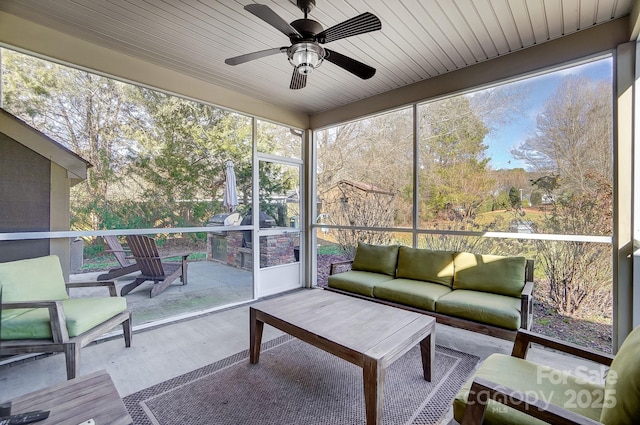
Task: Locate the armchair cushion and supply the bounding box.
[600,325,640,425]
[351,243,399,276]
[454,353,604,425]
[453,252,526,297]
[396,247,455,287]
[0,255,69,302]
[1,297,127,340]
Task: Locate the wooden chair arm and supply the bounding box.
[329,260,354,275]
[462,377,603,425]
[511,329,614,365]
[130,253,191,262]
[1,300,69,343]
[66,281,118,297]
[159,252,191,261]
[105,248,129,254]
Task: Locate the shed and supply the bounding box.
[0,108,91,278]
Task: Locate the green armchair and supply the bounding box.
[454,327,640,425]
[0,255,132,380]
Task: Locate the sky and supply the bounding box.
[482,57,613,170]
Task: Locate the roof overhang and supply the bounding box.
[0,108,91,184]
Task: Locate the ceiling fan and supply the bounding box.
[225,0,382,89]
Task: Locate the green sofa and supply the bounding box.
[327,243,534,340]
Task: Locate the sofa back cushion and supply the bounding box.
[453,252,526,297]
[351,243,399,276]
[396,247,455,287]
[0,255,69,302]
[600,325,640,425]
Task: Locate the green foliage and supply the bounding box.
[508,186,520,207]
[530,190,543,206]
[492,191,510,211]
[2,50,297,232]
[419,96,494,220]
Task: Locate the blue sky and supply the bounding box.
[482,57,613,170]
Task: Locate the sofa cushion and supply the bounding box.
[453,252,526,297]
[351,243,399,276]
[600,325,640,425]
[328,270,395,297]
[396,247,455,287]
[1,297,127,340]
[435,290,521,330]
[453,353,604,425]
[0,255,69,302]
[373,278,451,311]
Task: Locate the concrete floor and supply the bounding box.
[69,260,254,326]
[0,287,607,423]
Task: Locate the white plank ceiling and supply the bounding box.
[0,0,633,115]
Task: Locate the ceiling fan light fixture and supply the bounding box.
[288,42,324,75]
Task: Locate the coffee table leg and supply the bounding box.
[249,307,264,364]
[363,356,384,425]
[419,331,435,381]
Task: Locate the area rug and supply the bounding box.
[124,335,478,425]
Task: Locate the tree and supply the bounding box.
[531,175,612,315]
[129,89,253,226]
[418,96,493,220]
[512,76,612,188]
[508,186,520,207]
[510,75,613,316]
[2,49,141,230]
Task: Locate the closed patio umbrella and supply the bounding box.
[223,160,239,212]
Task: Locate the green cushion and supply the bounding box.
[351,243,399,276]
[435,290,521,330]
[373,278,451,311]
[600,325,640,424]
[454,353,604,425]
[1,297,127,340]
[396,247,455,287]
[328,270,395,297]
[0,255,69,302]
[453,252,526,297]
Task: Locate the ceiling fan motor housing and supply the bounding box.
[288,17,325,75]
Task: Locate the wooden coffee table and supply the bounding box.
[250,289,436,425]
[7,370,132,425]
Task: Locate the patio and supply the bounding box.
[0,288,607,424]
[68,260,254,327]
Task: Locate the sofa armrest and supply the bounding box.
[1,300,70,343]
[511,329,615,365]
[520,280,534,330]
[329,260,354,275]
[462,377,603,425]
[66,280,118,297]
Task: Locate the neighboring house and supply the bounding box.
[320,179,396,227]
[0,108,91,279]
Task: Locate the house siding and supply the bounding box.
[0,132,50,262]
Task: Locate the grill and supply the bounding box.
[207,212,242,227]
[241,210,276,246]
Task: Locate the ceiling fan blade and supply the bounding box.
[225,47,285,65]
[245,4,302,38]
[316,12,381,44]
[324,49,376,79]
[290,70,307,90]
